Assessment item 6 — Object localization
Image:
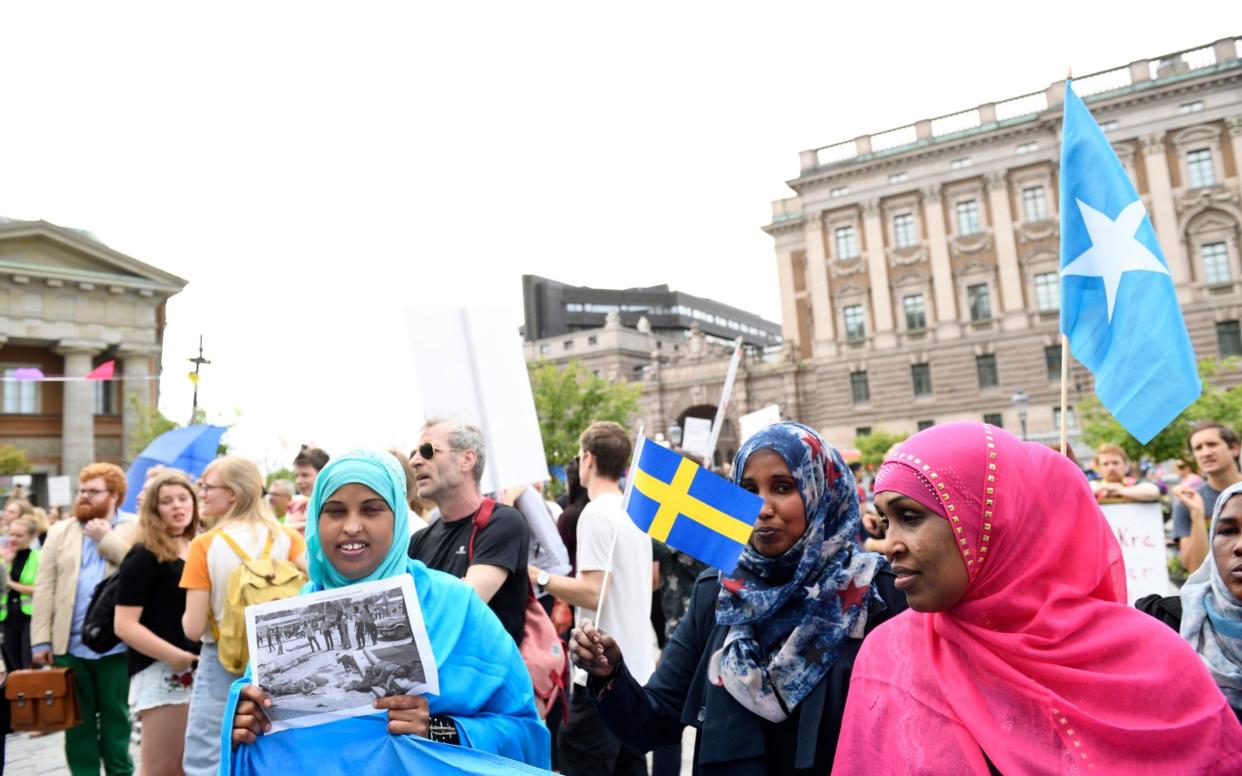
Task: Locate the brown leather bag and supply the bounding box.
[5,667,83,732]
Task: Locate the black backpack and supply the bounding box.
[81,573,123,654]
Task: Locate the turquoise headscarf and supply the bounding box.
[305,449,413,590]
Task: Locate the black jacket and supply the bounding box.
[589,566,907,774]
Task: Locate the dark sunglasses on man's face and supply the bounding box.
[415,442,458,461]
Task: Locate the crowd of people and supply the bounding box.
[1,415,1241,774]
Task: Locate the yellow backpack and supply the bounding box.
[209,528,307,674]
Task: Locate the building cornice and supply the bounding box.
[787,64,1242,195]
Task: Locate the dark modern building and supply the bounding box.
[521,274,782,349]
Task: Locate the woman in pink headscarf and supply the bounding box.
[833,422,1242,775]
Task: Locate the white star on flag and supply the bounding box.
[1061,198,1169,322]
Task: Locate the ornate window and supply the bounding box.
[967,284,992,321]
[956,200,982,236]
[1034,272,1059,310]
[893,213,916,248]
[843,305,865,341]
[1203,242,1231,285]
[903,294,927,331]
[1022,186,1049,222]
[835,225,859,260]
[1187,149,1215,189]
[1,366,40,414]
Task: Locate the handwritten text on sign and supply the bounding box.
[1098,501,1170,604]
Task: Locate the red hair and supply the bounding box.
[78,462,127,505]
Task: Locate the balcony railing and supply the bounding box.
[799,37,1239,174]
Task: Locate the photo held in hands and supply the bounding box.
[243,574,437,733]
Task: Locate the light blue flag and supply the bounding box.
[1059,81,1200,444]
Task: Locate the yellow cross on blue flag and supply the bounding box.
[622,437,763,574]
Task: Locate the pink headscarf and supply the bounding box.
[833,422,1242,775]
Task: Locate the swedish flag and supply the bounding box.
[623,437,763,574]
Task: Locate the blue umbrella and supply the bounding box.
[122,424,228,513]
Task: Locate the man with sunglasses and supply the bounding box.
[31,462,137,776]
[407,417,530,645]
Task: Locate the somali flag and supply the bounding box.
[1059,81,1200,444]
[623,437,762,574]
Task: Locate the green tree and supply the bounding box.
[0,443,28,475]
[854,428,908,469]
[1080,357,1242,463]
[266,467,295,487]
[127,392,180,458]
[529,359,642,467]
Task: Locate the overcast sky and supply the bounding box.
[0,2,1231,468]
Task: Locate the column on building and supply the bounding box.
[921,187,960,339]
[862,199,896,347]
[1141,133,1192,292]
[774,248,802,351]
[1229,117,1242,195]
[55,339,105,478]
[985,172,1028,330]
[803,214,837,356]
[117,343,163,464]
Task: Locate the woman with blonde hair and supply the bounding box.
[179,456,308,776]
[2,516,40,671]
[115,470,202,776]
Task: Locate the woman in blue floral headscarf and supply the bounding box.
[569,422,905,774]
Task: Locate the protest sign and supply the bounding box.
[1097,502,1170,604]
[246,574,436,733]
[46,476,72,507]
[738,405,781,446]
[408,306,549,494]
[680,417,713,459]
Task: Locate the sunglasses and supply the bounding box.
[414,442,461,460]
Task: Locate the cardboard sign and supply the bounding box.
[738,404,781,446]
[1098,502,1170,604]
[408,306,549,494]
[681,417,713,459]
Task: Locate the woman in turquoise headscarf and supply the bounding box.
[221,450,552,774]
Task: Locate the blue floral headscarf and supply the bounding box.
[305,449,415,590]
[709,421,883,723]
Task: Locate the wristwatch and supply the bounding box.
[427,715,460,745]
[536,570,551,587]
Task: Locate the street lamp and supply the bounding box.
[668,422,683,448]
[1011,388,1030,440]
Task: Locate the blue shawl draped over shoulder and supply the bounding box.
[218,449,551,775]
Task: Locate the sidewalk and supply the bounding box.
[5,731,141,776]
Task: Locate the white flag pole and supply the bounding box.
[704,338,744,469]
[594,427,644,626]
[1060,335,1070,455]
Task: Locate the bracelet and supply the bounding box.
[427,715,460,745]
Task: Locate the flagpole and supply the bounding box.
[596,426,644,627]
[1059,334,1070,455]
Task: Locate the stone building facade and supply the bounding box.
[0,219,187,477]
[761,37,1242,446]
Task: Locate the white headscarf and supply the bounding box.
[1180,480,1242,712]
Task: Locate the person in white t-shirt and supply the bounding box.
[529,421,653,776]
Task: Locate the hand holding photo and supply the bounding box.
[244,574,437,732]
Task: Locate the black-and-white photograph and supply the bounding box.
[245,574,438,732]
